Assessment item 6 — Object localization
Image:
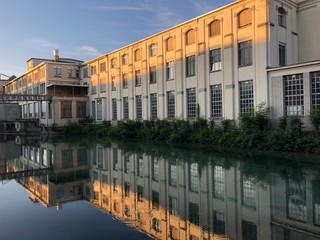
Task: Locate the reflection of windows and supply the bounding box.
[189,202,199,225]
[77,148,88,166]
[102,174,108,185]
[189,163,199,193]
[169,226,178,240]
[238,8,252,28]
[152,191,160,209]
[113,178,118,192]
[284,74,304,116]
[209,48,221,72]
[311,71,320,110]
[209,20,221,37]
[213,211,225,235]
[152,158,159,182]
[124,182,130,198]
[287,179,306,222]
[137,185,144,202]
[169,196,178,216]
[210,85,223,119]
[152,218,160,232]
[242,177,256,209]
[113,148,118,170]
[169,160,177,187]
[124,155,130,173]
[313,180,320,225]
[242,220,257,240]
[61,150,73,168]
[137,156,144,177]
[213,165,225,199]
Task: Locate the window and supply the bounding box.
[213,211,225,235]
[100,78,106,93]
[169,160,177,187]
[113,178,118,192]
[278,7,286,27]
[167,91,175,119]
[189,163,199,193]
[91,66,97,75]
[187,88,197,118]
[112,98,117,120]
[213,166,225,199]
[61,101,72,118]
[209,48,221,71]
[166,37,174,51]
[152,218,160,232]
[150,43,156,56]
[137,156,144,177]
[61,150,73,167]
[242,221,257,240]
[210,84,223,119]
[53,67,61,77]
[39,83,45,94]
[279,44,286,66]
[122,73,128,89]
[91,82,97,95]
[286,179,306,222]
[135,49,141,61]
[311,71,320,110]
[92,101,96,120]
[152,191,160,209]
[189,202,199,226]
[152,158,159,182]
[150,66,157,84]
[123,97,129,120]
[122,54,128,65]
[209,20,221,37]
[135,70,141,86]
[111,58,116,68]
[284,74,304,116]
[169,196,178,216]
[83,68,88,78]
[76,101,86,118]
[186,29,195,45]
[238,8,252,28]
[242,177,256,209]
[238,40,252,67]
[124,182,130,198]
[239,80,254,114]
[136,95,142,120]
[186,55,195,77]
[41,101,46,118]
[100,62,106,72]
[124,155,130,173]
[113,148,118,170]
[150,93,157,119]
[97,100,102,120]
[111,76,116,91]
[137,185,144,202]
[166,61,174,80]
[313,180,320,225]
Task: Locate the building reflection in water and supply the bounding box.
[2,137,320,240]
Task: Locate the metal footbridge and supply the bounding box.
[0,94,52,102]
[0,167,53,181]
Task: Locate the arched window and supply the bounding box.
[166,37,174,52]
[278,7,286,27]
[238,8,252,28]
[186,29,195,45]
[149,43,156,57]
[111,58,116,69]
[135,49,141,61]
[122,54,128,65]
[209,20,221,37]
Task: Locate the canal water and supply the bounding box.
[1,135,320,240]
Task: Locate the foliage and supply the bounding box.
[309,109,320,134]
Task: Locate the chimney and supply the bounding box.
[53,49,59,61]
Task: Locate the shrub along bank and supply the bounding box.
[65,106,320,154]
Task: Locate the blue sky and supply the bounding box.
[0,0,233,77]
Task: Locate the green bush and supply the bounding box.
[309,109,320,134]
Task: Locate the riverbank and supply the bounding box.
[65,114,320,154]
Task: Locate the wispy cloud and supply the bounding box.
[77,45,103,57]
[29,38,59,50]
